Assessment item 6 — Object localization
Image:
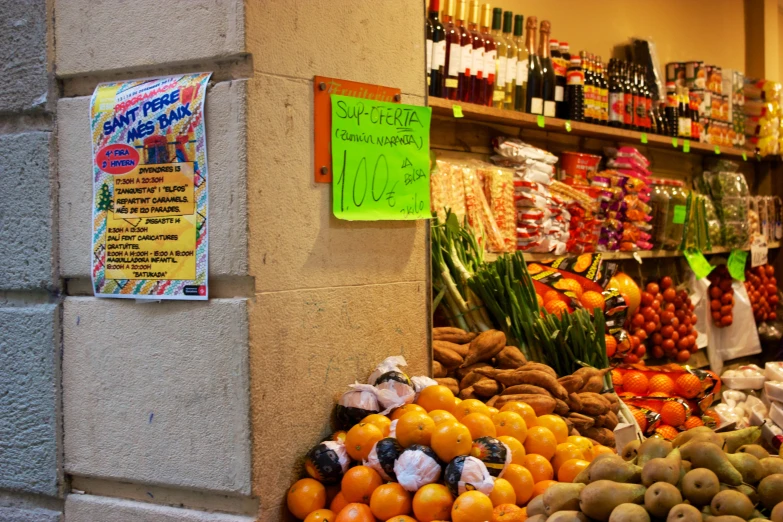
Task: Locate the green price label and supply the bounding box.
[537,115,545,128]
[672,204,687,224]
[672,137,679,148]
[331,94,432,221]
[640,132,648,144]
[452,104,463,118]
[714,145,721,155]
[727,249,748,281]
[683,140,691,153]
[742,152,748,161]
[565,120,572,132]
[683,249,714,279]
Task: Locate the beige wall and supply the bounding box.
[244,1,429,519]
[492,0,746,71]
[778,6,783,82]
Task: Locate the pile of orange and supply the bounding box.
[286,384,618,521]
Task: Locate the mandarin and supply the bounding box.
[497,435,526,465]
[431,421,472,462]
[429,409,457,425]
[287,478,327,519]
[530,480,557,499]
[334,503,374,522]
[655,424,679,440]
[330,492,349,514]
[462,412,497,439]
[499,464,534,506]
[369,483,412,520]
[523,426,557,460]
[417,385,456,413]
[492,503,526,522]
[494,411,528,443]
[556,458,589,483]
[660,401,686,427]
[551,443,584,473]
[396,411,435,448]
[341,466,382,504]
[566,436,594,462]
[648,374,675,395]
[361,414,391,437]
[500,401,537,427]
[522,453,554,483]
[389,403,426,421]
[535,415,568,444]
[454,399,491,421]
[489,478,517,506]
[452,491,494,522]
[412,484,453,522]
[345,422,384,461]
[676,373,702,399]
[581,291,606,312]
[623,371,649,395]
[305,509,335,522]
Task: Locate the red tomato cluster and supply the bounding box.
[745,264,778,323]
[627,276,698,363]
[707,265,734,328]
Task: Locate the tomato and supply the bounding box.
[674,309,686,321]
[634,329,648,342]
[660,311,674,324]
[690,314,698,325]
[644,321,657,334]
[771,312,777,321]
[651,299,661,311]
[652,345,664,358]
[710,299,721,311]
[651,333,663,345]
[676,337,689,351]
[721,293,734,305]
[719,279,733,292]
[670,317,679,329]
[670,331,680,343]
[682,316,691,327]
[663,288,676,302]
[677,350,691,362]
[766,265,775,276]
[662,339,675,351]
[660,325,674,338]
[632,313,645,327]
[709,286,722,299]
[646,282,660,295]
[664,303,675,313]
[720,305,733,316]
[642,307,655,321]
[712,311,722,322]
[630,335,640,349]
[678,324,689,337]
[635,345,646,357]
[655,293,664,303]
[641,292,654,306]
[768,284,777,295]
[720,315,733,326]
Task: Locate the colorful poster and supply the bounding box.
[90,73,211,300]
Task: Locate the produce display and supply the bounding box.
[745,263,779,324]
[708,264,735,328]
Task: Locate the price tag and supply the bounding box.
[714,146,721,155]
[452,104,464,118]
[684,249,715,279]
[537,115,545,128]
[727,249,748,281]
[683,140,691,153]
[633,252,643,264]
[640,133,648,144]
[672,137,679,148]
[672,204,687,224]
[742,152,748,161]
[751,239,769,267]
[565,120,572,132]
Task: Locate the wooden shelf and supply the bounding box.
[484,242,780,263]
[429,97,755,160]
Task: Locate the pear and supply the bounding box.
[772,500,783,522]
[667,504,703,522]
[674,427,722,449]
[642,448,681,486]
[526,495,545,516]
[710,489,754,519]
[733,483,760,504]
[761,457,783,477]
[622,439,642,461]
[709,517,750,522]
[574,454,623,484]
[750,509,767,520]
[587,456,642,484]
[750,518,770,522]
[721,426,761,453]
[546,511,588,522]
[759,474,783,509]
[638,437,674,466]
[726,452,764,484]
[681,468,720,506]
[680,441,743,485]
[609,503,650,522]
[645,482,682,518]
[542,482,585,516]
[526,515,547,522]
[579,480,646,521]
[738,444,771,460]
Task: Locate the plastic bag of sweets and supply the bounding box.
[434,158,467,223]
[492,136,559,166]
[463,165,506,253]
[480,165,516,252]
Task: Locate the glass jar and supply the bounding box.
[649,179,670,249]
[666,180,689,250]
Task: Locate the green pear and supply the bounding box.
[759,474,783,509]
[525,515,547,522]
[546,511,588,522]
[645,482,682,518]
[726,452,764,484]
[666,504,702,522]
[622,439,642,461]
[682,468,720,506]
[680,441,743,485]
[721,426,761,453]
[709,517,750,522]
[673,426,721,448]
[738,444,771,460]
[542,482,585,516]
[580,480,647,521]
[587,456,642,484]
[772,500,783,522]
[574,453,623,484]
[526,495,545,516]
[734,483,760,504]
[710,490,754,519]
[642,448,682,486]
[761,457,783,477]
[609,503,650,522]
[638,437,674,466]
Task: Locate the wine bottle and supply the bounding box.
[479,3,496,107]
[524,16,543,114]
[642,65,653,130]
[566,54,584,121]
[502,11,517,109]
[429,0,446,97]
[513,14,527,111]
[583,53,595,123]
[551,39,566,118]
[633,64,646,130]
[467,0,484,104]
[442,0,460,100]
[556,41,570,118]
[597,58,608,125]
[455,0,472,102]
[623,61,634,130]
[538,20,556,117]
[491,7,508,108]
[608,59,624,127]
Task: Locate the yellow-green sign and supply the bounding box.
[331,94,432,220]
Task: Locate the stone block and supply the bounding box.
[57,80,247,279]
[246,0,425,95]
[0,0,51,113]
[65,495,253,522]
[0,506,61,522]
[247,74,427,293]
[55,0,245,77]
[0,304,61,497]
[0,132,56,290]
[248,282,428,512]
[62,297,251,495]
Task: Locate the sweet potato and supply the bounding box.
[434,344,463,369]
[461,330,506,367]
[573,366,601,382]
[558,375,584,394]
[432,360,447,378]
[495,346,527,369]
[475,368,568,400]
[486,395,500,408]
[433,340,469,357]
[473,379,501,398]
[581,392,612,409]
[502,384,551,397]
[566,392,583,412]
[459,386,478,400]
[568,412,595,431]
[604,411,619,430]
[581,427,615,448]
[554,399,569,416]
[577,393,609,416]
[594,415,606,428]
[459,371,486,390]
[579,375,604,393]
[435,377,460,395]
[493,394,557,416]
[433,327,478,344]
[519,362,558,378]
[455,362,491,380]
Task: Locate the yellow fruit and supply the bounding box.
[489,478,517,507]
[461,413,497,439]
[557,459,590,483]
[451,491,494,522]
[362,414,392,437]
[523,426,557,460]
[502,464,534,506]
[500,401,537,427]
[429,409,457,426]
[535,415,568,444]
[522,454,554,483]
[417,385,456,413]
[431,421,472,462]
[566,435,595,462]
[345,423,384,461]
[497,435,526,465]
[396,411,435,448]
[552,443,585,473]
[454,399,491,421]
[493,411,528,444]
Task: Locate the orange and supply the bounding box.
[390,403,426,421]
[592,445,616,458]
[566,436,594,462]
[535,415,568,444]
[489,478,517,507]
[452,491,494,522]
[330,491,349,514]
[676,373,702,399]
[454,397,463,408]
[542,290,561,304]
[341,466,383,504]
[431,421,472,462]
[412,483,453,522]
[611,369,623,388]
[500,402,537,427]
[556,459,589,482]
[644,391,670,413]
[605,335,617,358]
[498,435,526,465]
[502,463,534,506]
[581,291,606,312]
[429,409,457,426]
[530,480,557,499]
[305,509,335,522]
[536,294,544,308]
[488,406,500,415]
[396,411,435,448]
[544,299,568,318]
[494,411,528,443]
[345,423,384,461]
[361,414,392,437]
[684,416,704,429]
[335,503,374,522]
[370,483,412,520]
[649,374,675,395]
[611,272,642,314]
[522,454,554,483]
[492,503,526,522]
[630,407,648,433]
[655,424,679,440]
[417,385,456,413]
[462,412,497,439]
[331,431,347,444]
[523,426,557,460]
[574,254,593,272]
[623,371,649,395]
[555,278,584,298]
[288,478,327,519]
[660,401,686,427]
[385,517,417,522]
[551,443,584,473]
[454,399,491,421]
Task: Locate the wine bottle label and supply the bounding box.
[472,46,484,78]
[433,40,446,70]
[529,97,544,114]
[506,56,517,85]
[645,98,653,128]
[497,56,507,87]
[517,59,529,85]
[426,39,433,72]
[553,57,567,77]
[555,85,564,102]
[484,49,497,81]
[445,78,459,88]
[585,86,594,118]
[624,94,634,125]
[448,43,461,76]
[460,44,472,75]
[601,89,608,119]
[493,90,505,101]
[543,100,556,117]
[609,92,624,122]
[567,70,584,85]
